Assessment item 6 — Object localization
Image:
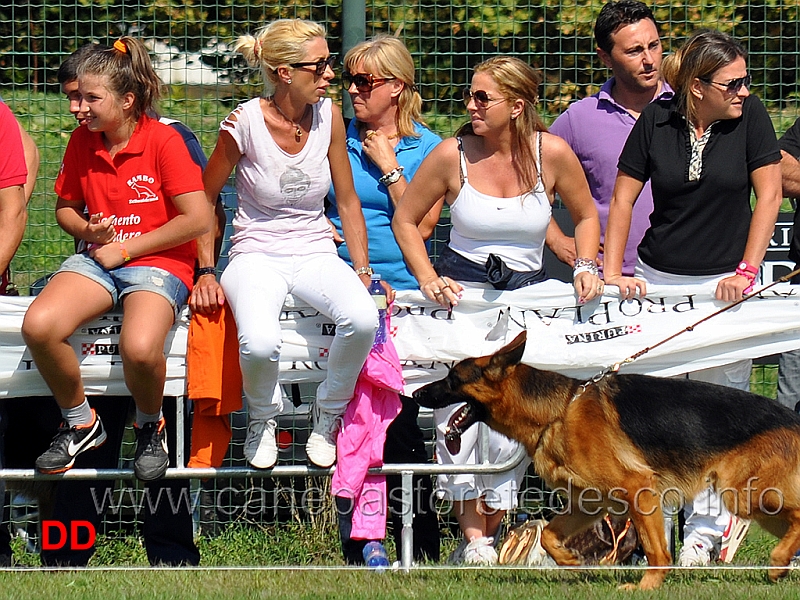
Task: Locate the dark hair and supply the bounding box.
[595,1,658,54]
[78,37,162,121]
[661,29,747,124]
[57,43,110,85]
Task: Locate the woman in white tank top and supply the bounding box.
[394,56,602,564]
[195,20,378,471]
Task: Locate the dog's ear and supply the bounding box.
[486,331,527,375]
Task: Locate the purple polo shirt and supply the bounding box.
[549,78,673,275]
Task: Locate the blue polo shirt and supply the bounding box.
[550,79,673,275]
[328,120,441,290]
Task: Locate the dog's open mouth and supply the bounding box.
[444,403,477,455]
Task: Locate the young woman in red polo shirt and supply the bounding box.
[21,37,209,481]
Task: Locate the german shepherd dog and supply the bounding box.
[414,331,800,589]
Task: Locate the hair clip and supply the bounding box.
[113,39,128,54]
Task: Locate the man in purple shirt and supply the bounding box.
[548,0,672,275]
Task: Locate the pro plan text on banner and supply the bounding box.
[1,280,800,398]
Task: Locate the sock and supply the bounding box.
[62,399,94,428]
[135,408,163,428]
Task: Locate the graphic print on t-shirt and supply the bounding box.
[279,167,311,206]
[127,174,159,204]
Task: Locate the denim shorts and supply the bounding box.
[58,253,189,320]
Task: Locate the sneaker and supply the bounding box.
[134,417,169,481]
[35,410,107,474]
[305,407,342,468]
[677,541,715,567]
[244,419,278,469]
[463,536,499,566]
[718,515,750,563]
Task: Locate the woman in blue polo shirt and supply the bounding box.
[326,35,442,566]
[604,30,782,568]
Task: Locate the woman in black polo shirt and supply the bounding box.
[603,30,781,568]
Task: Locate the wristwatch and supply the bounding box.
[737,261,758,275]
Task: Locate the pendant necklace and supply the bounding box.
[269,96,305,138]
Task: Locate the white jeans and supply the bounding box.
[221,252,377,420]
[636,258,748,549]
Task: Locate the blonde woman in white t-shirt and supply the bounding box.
[394,56,602,565]
[196,19,377,470]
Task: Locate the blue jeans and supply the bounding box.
[58,253,189,320]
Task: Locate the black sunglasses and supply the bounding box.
[462,88,506,108]
[701,74,751,94]
[343,72,396,93]
[289,55,337,77]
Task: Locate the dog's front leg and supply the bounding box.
[621,484,672,590]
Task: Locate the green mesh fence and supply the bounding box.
[1,0,799,290]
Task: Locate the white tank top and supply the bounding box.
[448,132,552,272]
[224,97,336,257]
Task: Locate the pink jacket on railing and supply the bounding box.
[331,316,404,540]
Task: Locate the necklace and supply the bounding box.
[269,96,305,138]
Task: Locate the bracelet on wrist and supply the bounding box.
[378,166,405,186]
[119,243,132,263]
[195,266,216,278]
[737,260,759,277]
[355,266,374,277]
[573,257,598,278]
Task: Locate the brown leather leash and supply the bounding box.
[575,266,800,392]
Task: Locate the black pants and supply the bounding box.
[1,396,199,566]
[337,395,440,563]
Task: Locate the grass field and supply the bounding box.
[0,521,799,599]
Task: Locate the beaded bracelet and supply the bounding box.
[119,243,132,262]
[573,257,598,278]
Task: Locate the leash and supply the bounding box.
[573,266,800,396]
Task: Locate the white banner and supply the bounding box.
[2,280,800,398]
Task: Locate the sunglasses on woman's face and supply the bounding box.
[342,72,396,93]
[289,55,337,77]
[701,74,752,94]
[462,88,506,108]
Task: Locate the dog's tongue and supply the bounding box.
[444,403,476,455]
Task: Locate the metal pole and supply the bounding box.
[400,470,414,572]
[340,0,365,120]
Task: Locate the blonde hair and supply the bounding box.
[344,35,426,138]
[78,36,162,121]
[459,56,547,193]
[661,30,747,125]
[234,19,326,96]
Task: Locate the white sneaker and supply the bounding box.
[306,407,342,467]
[244,419,278,469]
[718,515,749,563]
[463,536,499,566]
[678,541,715,567]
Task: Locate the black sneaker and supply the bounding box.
[134,417,169,481]
[35,409,107,474]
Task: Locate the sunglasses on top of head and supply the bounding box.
[342,72,396,93]
[288,55,338,77]
[700,74,751,94]
[462,88,507,108]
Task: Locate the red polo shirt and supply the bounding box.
[55,114,204,289]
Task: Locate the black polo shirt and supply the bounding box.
[618,95,780,276]
[779,118,800,264]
